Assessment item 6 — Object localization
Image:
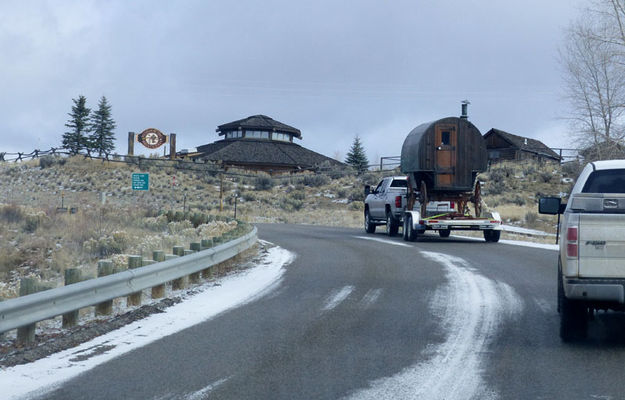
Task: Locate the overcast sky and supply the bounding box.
[1,0,585,162]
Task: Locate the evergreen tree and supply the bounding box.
[63,95,91,154]
[345,136,369,174]
[89,96,117,156]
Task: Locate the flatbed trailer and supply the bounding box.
[402,209,502,242]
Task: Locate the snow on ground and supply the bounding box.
[345,251,523,400]
[0,244,295,400]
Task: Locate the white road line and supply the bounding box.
[322,286,355,312]
[346,251,523,400]
[354,236,412,247]
[185,377,230,400]
[360,289,383,309]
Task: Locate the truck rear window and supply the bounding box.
[390,180,407,188]
[582,169,625,193]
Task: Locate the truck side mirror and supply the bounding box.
[364,185,371,196]
[538,197,562,215]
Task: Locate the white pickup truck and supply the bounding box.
[364,176,408,236]
[539,160,625,341]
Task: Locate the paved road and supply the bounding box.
[40,224,625,399]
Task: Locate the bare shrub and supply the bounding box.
[254,176,275,191]
[298,174,330,187]
[0,204,24,223]
[525,211,538,225]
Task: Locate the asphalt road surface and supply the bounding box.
[37,224,625,400]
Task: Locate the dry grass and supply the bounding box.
[0,157,577,298]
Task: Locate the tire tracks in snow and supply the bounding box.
[347,251,523,400]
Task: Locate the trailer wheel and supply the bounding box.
[439,229,451,238]
[404,215,418,242]
[484,230,501,242]
[364,210,376,234]
[386,211,399,237]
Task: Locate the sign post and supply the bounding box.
[132,173,149,191]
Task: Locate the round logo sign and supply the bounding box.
[137,128,167,149]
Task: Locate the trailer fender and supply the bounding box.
[404,210,426,231]
[487,211,503,231]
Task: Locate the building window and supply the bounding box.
[273,132,290,142]
[225,130,242,139]
[245,130,269,139]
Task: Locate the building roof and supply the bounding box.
[195,139,341,170]
[484,128,561,160]
[216,115,302,139]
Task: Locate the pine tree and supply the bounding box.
[89,96,117,156]
[345,136,369,174]
[63,95,91,154]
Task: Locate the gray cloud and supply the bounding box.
[0,0,583,160]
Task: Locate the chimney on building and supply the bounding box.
[460,100,470,119]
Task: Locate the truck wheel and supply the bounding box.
[386,211,399,237]
[559,272,588,342]
[483,230,492,242]
[439,229,451,238]
[489,230,500,243]
[364,210,376,234]
[404,215,418,242]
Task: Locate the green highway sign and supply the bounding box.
[132,173,149,191]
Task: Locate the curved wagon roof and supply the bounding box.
[400,116,488,193]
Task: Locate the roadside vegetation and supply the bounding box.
[0,156,578,298]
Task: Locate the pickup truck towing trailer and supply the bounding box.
[364,176,502,241]
[539,160,625,341]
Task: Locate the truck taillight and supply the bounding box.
[567,243,578,258]
[566,226,578,258]
[450,201,455,210]
[395,196,402,208]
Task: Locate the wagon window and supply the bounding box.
[441,131,451,145]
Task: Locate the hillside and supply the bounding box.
[0,156,575,298]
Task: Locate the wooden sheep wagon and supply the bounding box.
[400,116,502,242]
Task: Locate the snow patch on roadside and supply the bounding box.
[346,251,523,400]
[0,245,295,400]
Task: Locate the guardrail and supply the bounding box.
[0,227,257,336]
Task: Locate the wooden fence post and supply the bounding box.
[17,278,39,344]
[62,269,82,328]
[173,246,185,256]
[151,251,166,298]
[96,260,114,315]
[127,256,143,306]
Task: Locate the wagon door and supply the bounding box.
[434,124,457,189]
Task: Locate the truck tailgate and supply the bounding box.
[579,213,625,278]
